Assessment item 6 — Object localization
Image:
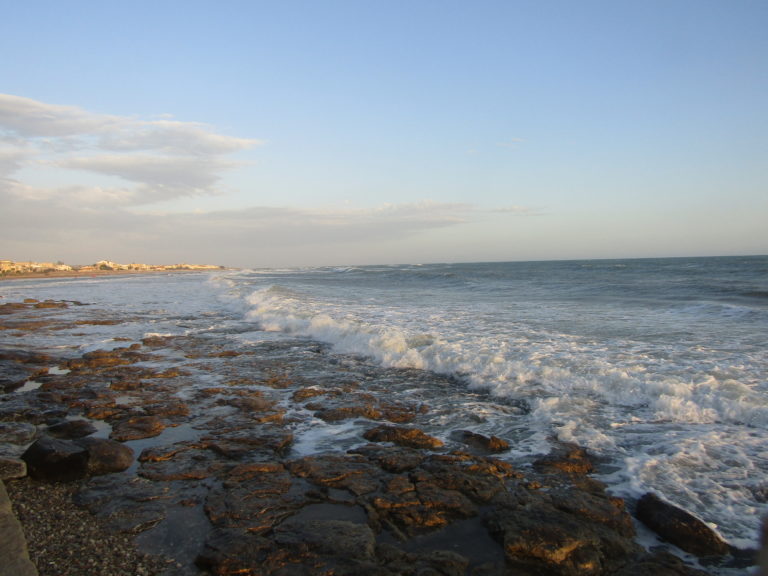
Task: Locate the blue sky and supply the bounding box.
[1,1,766,267]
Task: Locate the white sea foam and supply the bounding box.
[227,260,768,554]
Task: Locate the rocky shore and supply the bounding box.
[0,298,757,575]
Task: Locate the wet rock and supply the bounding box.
[138,441,224,481]
[363,425,444,449]
[66,346,146,371]
[111,415,166,441]
[534,441,595,476]
[0,422,37,445]
[379,401,424,423]
[613,550,712,575]
[314,404,383,422]
[203,421,293,458]
[636,492,731,557]
[142,398,190,419]
[303,390,422,425]
[20,435,133,481]
[46,419,97,439]
[371,472,477,536]
[0,349,51,391]
[21,436,90,481]
[549,485,635,538]
[487,495,640,576]
[77,437,134,475]
[452,430,510,454]
[204,463,305,535]
[292,386,327,402]
[350,444,426,473]
[420,452,520,503]
[0,457,27,480]
[195,529,274,575]
[277,515,376,558]
[34,300,68,309]
[289,454,381,497]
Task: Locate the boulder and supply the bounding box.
[21,435,133,481]
[77,437,134,475]
[636,492,731,557]
[21,436,89,481]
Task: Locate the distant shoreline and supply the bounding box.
[0,268,232,282]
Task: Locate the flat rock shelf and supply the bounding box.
[0,299,755,575]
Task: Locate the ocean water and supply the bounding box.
[2,255,767,555]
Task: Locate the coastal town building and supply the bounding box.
[1,259,224,276]
[0,260,73,273]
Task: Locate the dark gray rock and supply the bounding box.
[21,436,133,481]
[452,430,510,454]
[21,436,89,482]
[0,422,37,446]
[46,419,97,439]
[636,492,730,557]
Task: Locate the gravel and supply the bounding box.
[6,477,170,576]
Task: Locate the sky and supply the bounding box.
[1,0,766,268]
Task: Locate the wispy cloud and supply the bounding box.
[0,94,535,265]
[488,205,540,215]
[0,93,261,205]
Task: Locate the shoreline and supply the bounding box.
[0,297,749,575]
[0,268,232,282]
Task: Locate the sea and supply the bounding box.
[2,255,767,558]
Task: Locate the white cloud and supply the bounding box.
[489,205,539,215]
[0,94,538,266]
[98,120,261,155]
[0,144,34,177]
[0,93,261,205]
[0,94,117,137]
[59,154,235,196]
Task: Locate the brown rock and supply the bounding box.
[315,404,383,422]
[421,453,519,503]
[363,425,444,449]
[204,464,302,535]
[139,447,222,481]
[67,347,146,370]
[77,437,134,475]
[0,457,27,480]
[195,530,273,575]
[487,498,639,576]
[453,430,510,453]
[534,442,595,475]
[111,415,166,441]
[46,419,97,439]
[288,454,380,496]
